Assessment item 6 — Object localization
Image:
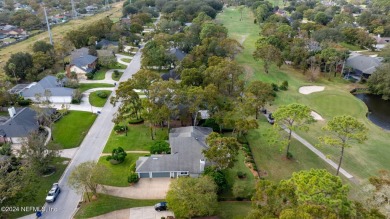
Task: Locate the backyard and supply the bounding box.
[89,90,112,107]
[217,7,390,183]
[97,153,149,187]
[52,111,97,149]
[103,124,168,153]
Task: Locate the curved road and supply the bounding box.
[19,49,142,219]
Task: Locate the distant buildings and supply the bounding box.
[345,53,383,79]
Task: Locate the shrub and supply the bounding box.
[86,73,93,79]
[203,167,227,193]
[150,140,170,154]
[128,118,144,124]
[129,163,136,172]
[114,125,128,132]
[279,80,289,90]
[97,91,108,99]
[200,118,220,132]
[106,147,127,164]
[114,70,120,77]
[237,171,247,179]
[0,143,11,156]
[271,83,279,91]
[17,98,31,106]
[287,152,293,159]
[71,99,80,104]
[237,136,248,144]
[128,172,139,183]
[232,182,246,200]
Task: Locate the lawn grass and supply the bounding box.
[217,7,390,184]
[120,58,132,63]
[216,201,252,219]
[74,193,163,219]
[9,158,70,218]
[107,62,127,69]
[92,68,108,80]
[112,71,123,81]
[103,124,168,153]
[221,151,256,200]
[97,153,149,187]
[79,83,115,93]
[0,2,123,77]
[89,90,112,107]
[52,111,97,149]
[340,42,362,51]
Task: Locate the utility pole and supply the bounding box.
[71,0,77,19]
[43,7,53,45]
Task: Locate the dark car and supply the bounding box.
[154,202,167,211]
[267,113,275,125]
[45,183,60,203]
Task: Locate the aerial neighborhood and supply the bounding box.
[0,0,390,219]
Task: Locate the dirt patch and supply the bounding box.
[245,162,259,178]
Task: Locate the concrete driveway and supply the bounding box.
[99,178,171,199]
[90,206,174,219]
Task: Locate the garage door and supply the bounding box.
[139,173,149,178]
[152,172,170,178]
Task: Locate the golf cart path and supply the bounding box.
[263,113,356,183]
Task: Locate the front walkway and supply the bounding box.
[89,207,174,219]
[116,54,133,66]
[79,69,125,84]
[49,87,115,113]
[98,178,171,199]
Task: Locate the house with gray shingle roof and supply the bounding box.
[12,75,74,103]
[67,47,98,79]
[136,126,212,178]
[0,107,55,144]
[345,54,383,78]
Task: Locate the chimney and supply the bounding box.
[200,159,205,172]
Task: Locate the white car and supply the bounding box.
[46,183,61,203]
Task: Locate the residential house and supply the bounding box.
[10,75,74,103]
[345,53,383,79]
[136,126,213,178]
[96,39,118,50]
[169,47,187,62]
[0,107,55,144]
[85,5,98,13]
[67,47,98,79]
[161,69,180,81]
[374,34,390,50]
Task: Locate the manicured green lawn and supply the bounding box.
[340,42,362,51]
[10,158,70,218]
[107,62,127,69]
[97,153,148,187]
[89,90,112,107]
[217,7,390,183]
[79,83,115,93]
[112,71,123,81]
[221,151,256,200]
[216,201,252,219]
[75,194,163,218]
[103,124,168,153]
[52,111,97,149]
[92,68,108,80]
[120,58,132,63]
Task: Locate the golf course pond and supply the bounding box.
[354,93,390,130]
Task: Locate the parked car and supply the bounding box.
[267,113,275,125]
[46,183,61,203]
[154,202,167,211]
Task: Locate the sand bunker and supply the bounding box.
[311,111,324,121]
[299,86,325,95]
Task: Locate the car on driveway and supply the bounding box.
[46,183,60,203]
[154,202,167,211]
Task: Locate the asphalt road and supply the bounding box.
[19,50,142,219]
